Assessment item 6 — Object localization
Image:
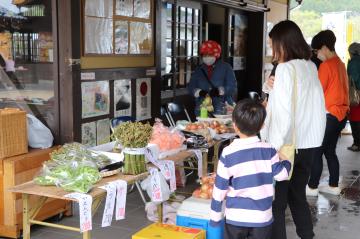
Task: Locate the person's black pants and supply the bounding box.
[271,147,318,239]
[225,223,272,239]
[350,121,360,146]
[308,114,346,188]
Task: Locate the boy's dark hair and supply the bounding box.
[311,30,336,51]
[269,20,311,62]
[232,99,266,136]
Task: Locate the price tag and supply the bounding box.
[65,193,92,232]
[158,160,176,192]
[99,184,117,227]
[113,180,128,220]
[144,147,160,167]
[149,168,163,202]
[190,149,203,177]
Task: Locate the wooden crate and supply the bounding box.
[0,108,28,159]
[0,147,72,238]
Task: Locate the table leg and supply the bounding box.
[157,203,163,223]
[83,230,91,239]
[22,194,30,239]
[213,142,220,171]
[202,150,208,176]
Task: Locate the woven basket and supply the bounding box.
[0,108,28,159]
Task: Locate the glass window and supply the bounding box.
[0,0,57,134]
[83,0,153,55]
[161,2,201,91]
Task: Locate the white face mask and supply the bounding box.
[317,52,326,62]
[203,56,216,66]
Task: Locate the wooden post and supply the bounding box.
[22,194,30,239]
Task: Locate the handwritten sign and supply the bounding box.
[65,193,92,232]
[149,168,163,202]
[99,184,117,227]
[190,149,203,177]
[113,180,127,220]
[158,160,176,192]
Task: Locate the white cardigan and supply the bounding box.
[260,59,326,150]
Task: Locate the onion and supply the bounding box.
[201,176,209,184]
[199,192,209,199]
[208,186,214,197]
[192,189,201,198]
[201,183,209,192]
[208,177,215,185]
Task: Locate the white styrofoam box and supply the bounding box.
[177,197,213,220]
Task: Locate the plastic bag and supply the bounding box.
[34,143,103,193]
[27,114,54,149]
[145,195,184,224]
[141,171,170,202]
[150,119,185,152]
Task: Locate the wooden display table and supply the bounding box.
[9,172,149,239]
[0,147,72,238]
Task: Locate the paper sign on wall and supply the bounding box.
[136,78,151,121]
[114,79,132,117]
[65,193,93,232]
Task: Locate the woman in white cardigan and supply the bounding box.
[261,20,326,239]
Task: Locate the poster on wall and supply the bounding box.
[136,78,151,121]
[97,119,110,145]
[114,79,132,117]
[82,81,110,118]
[82,122,96,147]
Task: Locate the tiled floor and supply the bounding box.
[6,135,360,239]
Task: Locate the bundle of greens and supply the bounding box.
[111,122,153,175]
[34,143,106,193]
[111,122,153,148]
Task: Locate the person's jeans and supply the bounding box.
[271,148,318,239]
[350,121,360,146]
[225,223,272,239]
[308,114,347,188]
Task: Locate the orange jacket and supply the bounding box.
[318,56,349,121]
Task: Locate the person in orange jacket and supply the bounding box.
[307,30,349,196]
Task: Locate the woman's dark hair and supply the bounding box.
[311,30,336,51]
[232,99,266,136]
[269,20,311,62]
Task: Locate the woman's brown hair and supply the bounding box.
[269,20,311,62]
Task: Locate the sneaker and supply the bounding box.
[319,185,341,196]
[306,186,319,197]
[347,145,360,152]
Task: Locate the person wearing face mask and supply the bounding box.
[306,30,349,197]
[188,40,237,116]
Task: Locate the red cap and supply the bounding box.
[200,40,222,58]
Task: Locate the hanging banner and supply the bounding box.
[136,78,151,120]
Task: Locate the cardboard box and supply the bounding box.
[132,223,205,239]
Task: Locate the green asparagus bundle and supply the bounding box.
[111,122,153,175]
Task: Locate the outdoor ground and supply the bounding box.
[5,134,360,239]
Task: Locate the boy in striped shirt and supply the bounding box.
[210,99,291,239]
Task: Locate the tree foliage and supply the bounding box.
[290,10,322,42]
[291,0,360,13]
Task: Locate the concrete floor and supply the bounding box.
[8,135,360,239]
